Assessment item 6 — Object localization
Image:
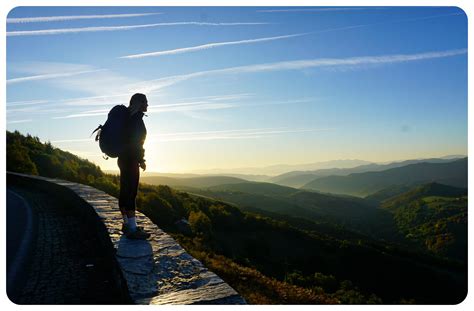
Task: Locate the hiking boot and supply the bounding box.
[121,223,143,234]
[126,227,151,240]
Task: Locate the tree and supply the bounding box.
[6,140,38,175]
[139,193,177,228]
[189,210,213,237]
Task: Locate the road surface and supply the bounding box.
[6,189,35,303]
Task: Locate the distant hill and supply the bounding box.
[141,175,250,188]
[364,185,413,203]
[142,172,201,178]
[270,173,328,188]
[181,182,400,240]
[302,158,467,197]
[271,158,464,188]
[210,173,271,182]
[381,183,467,261]
[208,181,299,196]
[193,159,372,176]
[140,172,270,182]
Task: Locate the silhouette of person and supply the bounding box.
[118,93,150,239]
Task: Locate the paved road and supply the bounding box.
[7,174,131,304]
[6,189,35,302]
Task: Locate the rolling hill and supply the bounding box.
[193,159,372,176]
[141,175,250,188]
[302,158,467,197]
[175,181,400,241]
[381,183,467,261]
[271,157,464,188]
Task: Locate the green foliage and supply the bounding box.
[179,245,338,304]
[285,270,339,293]
[188,210,212,237]
[92,177,120,197]
[138,193,177,229]
[7,130,102,184]
[382,183,467,261]
[333,280,383,304]
[172,182,401,240]
[7,134,38,175]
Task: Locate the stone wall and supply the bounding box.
[8,173,246,305]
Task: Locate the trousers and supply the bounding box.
[118,157,140,211]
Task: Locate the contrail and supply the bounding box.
[6,99,49,107]
[7,21,270,37]
[52,101,236,119]
[257,7,381,13]
[50,127,334,143]
[7,119,32,124]
[120,33,308,59]
[120,12,462,60]
[7,12,163,23]
[130,49,467,93]
[7,69,104,84]
[154,128,334,142]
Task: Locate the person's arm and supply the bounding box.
[132,117,146,170]
[138,139,146,170]
[124,116,145,160]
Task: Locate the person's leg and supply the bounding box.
[125,161,140,231]
[124,162,150,239]
[118,157,129,225]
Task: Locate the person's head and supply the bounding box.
[129,93,148,115]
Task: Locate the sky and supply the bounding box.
[5,6,467,173]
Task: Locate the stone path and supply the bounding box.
[9,173,245,305]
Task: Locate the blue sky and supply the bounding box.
[6,6,467,173]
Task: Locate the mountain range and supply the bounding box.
[270,157,465,188]
[302,158,467,197]
[189,159,373,176]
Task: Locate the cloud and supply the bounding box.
[8,61,140,96]
[6,69,104,84]
[52,101,236,119]
[7,92,254,123]
[7,12,163,23]
[6,99,50,107]
[7,21,269,37]
[49,127,334,146]
[179,93,254,102]
[129,49,467,93]
[7,119,33,124]
[120,33,308,59]
[50,138,93,143]
[150,127,335,142]
[52,112,107,119]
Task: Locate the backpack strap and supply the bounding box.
[91,125,102,141]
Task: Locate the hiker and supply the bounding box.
[118,93,150,240]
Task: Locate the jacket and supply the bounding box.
[122,111,146,162]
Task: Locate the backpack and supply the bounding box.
[91,105,129,159]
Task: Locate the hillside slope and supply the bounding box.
[271,158,462,188]
[302,158,467,197]
[141,175,250,188]
[381,183,467,261]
